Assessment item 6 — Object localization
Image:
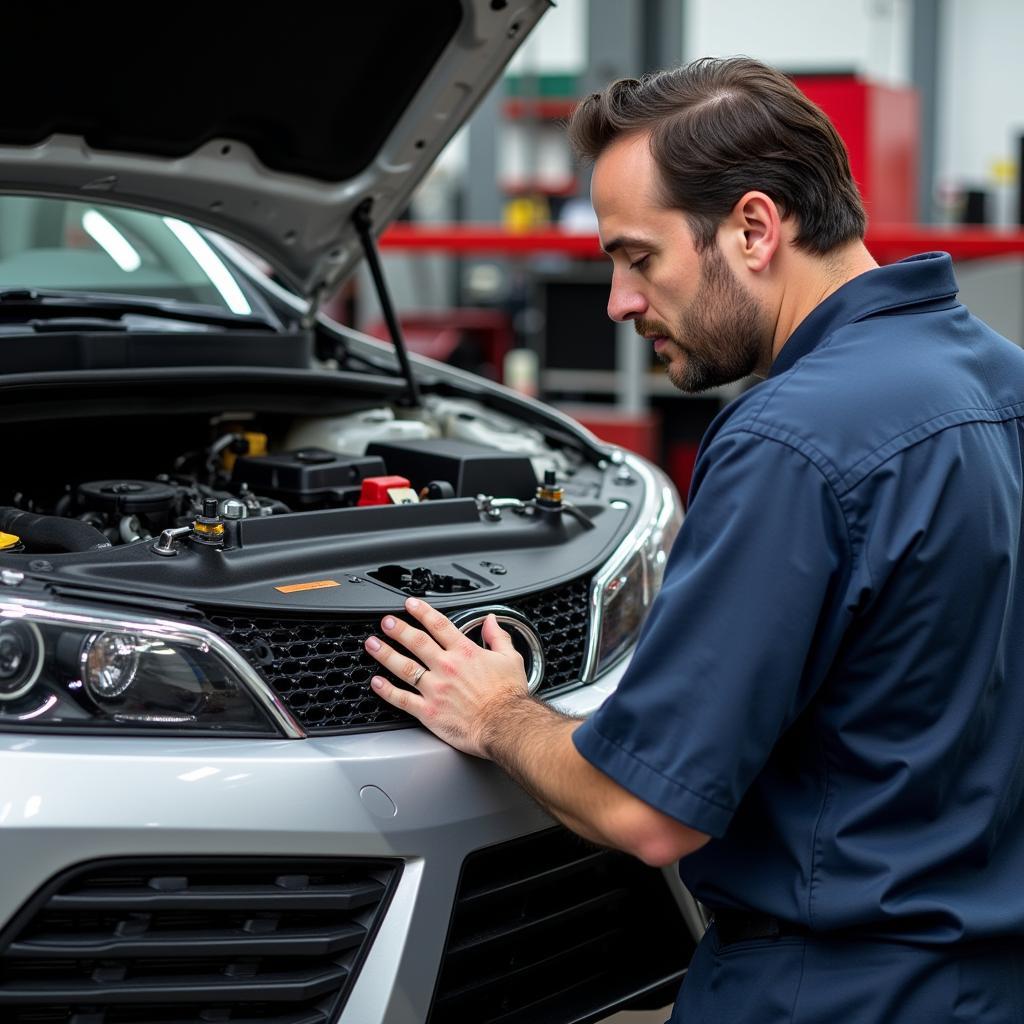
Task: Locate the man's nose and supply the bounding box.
[607,275,647,323]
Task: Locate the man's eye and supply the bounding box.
[629,255,650,271]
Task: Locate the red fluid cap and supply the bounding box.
[357,476,412,506]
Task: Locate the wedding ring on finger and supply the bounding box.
[410,665,427,686]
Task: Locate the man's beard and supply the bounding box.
[637,244,772,394]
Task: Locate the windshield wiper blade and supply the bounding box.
[0,288,275,331]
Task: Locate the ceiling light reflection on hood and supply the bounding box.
[162,217,252,315]
[82,210,141,272]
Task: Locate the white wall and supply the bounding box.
[443,0,1024,215]
[434,0,586,181]
[507,0,586,73]
[683,0,912,85]
[391,0,1024,338]
[507,0,914,85]
[937,0,1024,225]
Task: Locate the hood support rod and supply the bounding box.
[352,199,421,408]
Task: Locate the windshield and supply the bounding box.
[0,196,253,314]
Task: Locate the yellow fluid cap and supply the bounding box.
[0,532,20,550]
[245,431,268,457]
[222,431,268,474]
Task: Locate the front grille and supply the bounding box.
[205,574,592,733]
[429,827,694,1024]
[0,857,399,1024]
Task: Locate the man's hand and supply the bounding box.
[364,597,711,867]
[364,597,529,758]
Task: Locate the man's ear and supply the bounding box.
[724,191,782,272]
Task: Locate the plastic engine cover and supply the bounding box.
[365,439,538,499]
[231,448,386,508]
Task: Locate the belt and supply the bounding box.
[713,909,808,948]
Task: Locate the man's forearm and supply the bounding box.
[480,695,608,843]
[364,599,711,866]
[480,695,710,866]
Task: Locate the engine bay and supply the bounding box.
[1,394,591,556]
[0,270,668,736]
[0,383,649,733]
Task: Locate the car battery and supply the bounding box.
[366,438,538,499]
[230,448,386,509]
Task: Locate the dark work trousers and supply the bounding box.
[669,922,1024,1023]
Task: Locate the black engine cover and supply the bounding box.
[231,448,386,508]
[366,439,538,499]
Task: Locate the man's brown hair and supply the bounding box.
[568,57,867,255]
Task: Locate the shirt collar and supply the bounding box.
[769,251,961,378]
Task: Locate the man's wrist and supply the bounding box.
[479,692,582,777]
[479,690,539,763]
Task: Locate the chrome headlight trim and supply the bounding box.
[79,632,140,701]
[580,452,682,682]
[0,597,306,738]
[0,619,45,702]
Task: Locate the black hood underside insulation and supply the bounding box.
[0,3,463,183]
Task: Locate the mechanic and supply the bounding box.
[364,57,1024,1022]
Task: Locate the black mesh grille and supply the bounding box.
[204,575,593,733]
[429,828,694,1024]
[0,858,399,1024]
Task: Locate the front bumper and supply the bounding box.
[0,657,696,1022]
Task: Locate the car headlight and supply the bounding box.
[582,454,682,680]
[0,599,297,736]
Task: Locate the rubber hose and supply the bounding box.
[0,508,112,553]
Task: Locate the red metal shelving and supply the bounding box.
[864,225,1024,264]
[502,98,578,120]
[379,223,1024,264]
[379,225,604,256]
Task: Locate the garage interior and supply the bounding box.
[0,2,1021,1022]
[351,12,1024,1012]
[346,0,1024,514]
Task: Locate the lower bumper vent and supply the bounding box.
[429,827,695,1024]
[0,857,400,1024]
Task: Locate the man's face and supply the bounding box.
[591,133,773,393]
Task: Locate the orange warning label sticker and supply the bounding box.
[275,579,341,594]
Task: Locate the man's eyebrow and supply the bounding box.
[601,235,654,255]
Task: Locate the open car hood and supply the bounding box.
[0,1,550,306]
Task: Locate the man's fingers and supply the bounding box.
[481,613,515,654]
[404,597,465,647]
[370,674,424,717]
[379,613,442,663]
[364,635,429,687]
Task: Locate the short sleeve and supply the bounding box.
[573,429,851,837]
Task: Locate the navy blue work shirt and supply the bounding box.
[574,252,1024,944]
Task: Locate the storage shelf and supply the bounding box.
[380,223,1024,264]
[376,224,1024,426]
[865,225,1024,263]
[502,98,578,120]
[380,225,604,255]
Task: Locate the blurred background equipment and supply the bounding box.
[320,0,1024,506]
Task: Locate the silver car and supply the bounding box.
[0,3,702,1021]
